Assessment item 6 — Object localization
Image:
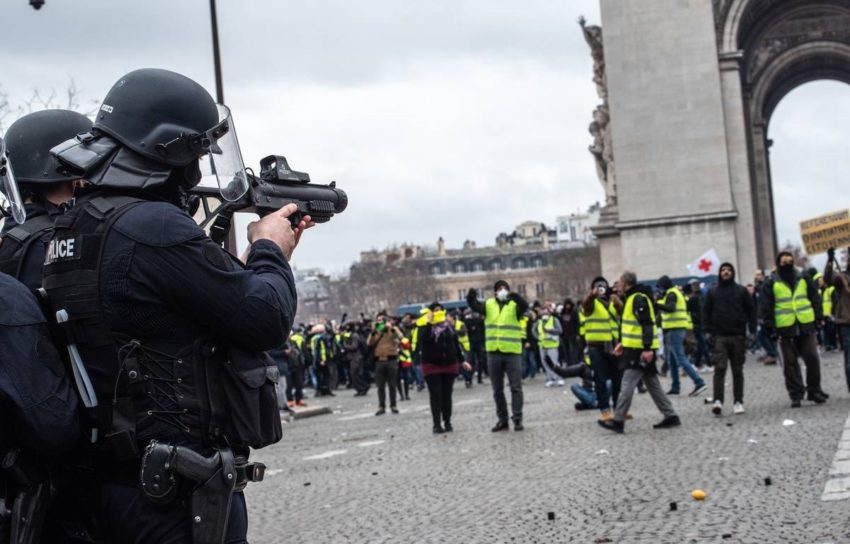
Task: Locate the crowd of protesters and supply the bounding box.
[273,247,849,435]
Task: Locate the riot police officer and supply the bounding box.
[43,69,311,543]
[0,109,92,290]
[0,137,81,542]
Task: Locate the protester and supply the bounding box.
[418,303,473,433]
[534,302,564,387]
[655,276,707,397]
[367,311,403,415]
[703,263,756,415]
[824,247,850,392]
[761,251,826,407]
[599,271,680,433]
[467,280,528,432]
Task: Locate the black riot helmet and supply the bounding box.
[52,68,249,202]
[5,109,92,184]
[94,68,220,167]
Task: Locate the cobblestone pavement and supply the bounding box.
[246,352,850,543]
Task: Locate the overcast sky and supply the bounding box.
[1,1,846,276]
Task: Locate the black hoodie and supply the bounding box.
[703,262,757,336]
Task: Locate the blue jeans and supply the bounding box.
[522,348,537,379]
[571,383,597,409]
[840,325,850,392]
[692,327,711,367]
[757,325,778,357]
[664,328,704,392]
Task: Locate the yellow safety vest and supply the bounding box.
[519,316,528,341]
[660,288,691,331]
[311,335,327,363]
[621,292,660,350]
[773,278,815,328]
[581,299,615,343]
[578,312,586,338]
[484,298,523,354]
[535,316,560,349]
[399,337,412,367]
[823,285,835,318]
[608,302,620,341]
[454,320,470,351]
[290,333,304,350]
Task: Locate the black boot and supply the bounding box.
[491,421,509,432]
[597,419,624,434]
[653,415,681,429]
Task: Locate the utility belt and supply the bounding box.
[140,440,265,544]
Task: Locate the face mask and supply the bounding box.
[496,289,509,301]
[778,264,794,277]
[376,322,386,332]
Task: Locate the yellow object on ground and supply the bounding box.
[691,489,707,501]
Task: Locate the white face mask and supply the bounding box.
[496,289,509,301]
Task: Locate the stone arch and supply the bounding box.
[715,0,850,264]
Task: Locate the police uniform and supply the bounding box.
[41,69,297,543]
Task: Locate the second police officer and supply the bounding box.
[42,68,312,543]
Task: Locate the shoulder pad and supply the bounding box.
[112,202,206,247]
[0,273,44,326]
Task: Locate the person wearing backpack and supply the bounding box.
[418,303,472,433]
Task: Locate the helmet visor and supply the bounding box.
[199,104,249,202]
[0,138,26,224]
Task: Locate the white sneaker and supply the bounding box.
[545,380,555,388]
[733,402,745,415]
[556,379,565,387]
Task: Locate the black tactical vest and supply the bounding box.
[42,195,282,460]
[0,213,54,280]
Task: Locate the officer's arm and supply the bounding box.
[633,296,655,350]
[0,327,81,453]
[119,206,296,351]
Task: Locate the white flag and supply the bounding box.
[686,248,721,278]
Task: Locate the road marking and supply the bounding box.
[822,409,850,501]
[303,449,347,461]
[357,440,386,448]
[338,412,375,421]
[265,468,285,477]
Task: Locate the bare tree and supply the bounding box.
[0,77,98,131]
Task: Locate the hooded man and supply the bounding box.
[467,280,529,431]
[703,262,756,415]
[761,251,826,407]
[655,275,707,396]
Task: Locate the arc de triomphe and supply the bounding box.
[589,0,850,281]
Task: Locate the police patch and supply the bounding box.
[45,237,82,265]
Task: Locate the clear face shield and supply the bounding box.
[0,137,26,224]
[198,104,249,202]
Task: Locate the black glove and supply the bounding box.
[828,247,836,262]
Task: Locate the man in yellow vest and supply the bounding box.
[762,251,826,407]
[580,276,621,420]
[534,303,564,387]
[467,280,528,431]
[599,271,680,433]
[818,274,838,351]
[655,275,707,397]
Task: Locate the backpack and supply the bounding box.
[422,323,458,366]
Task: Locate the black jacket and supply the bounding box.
[703,264,756,337]
[0,272,80,452]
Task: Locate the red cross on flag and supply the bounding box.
[686,248,721,278]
